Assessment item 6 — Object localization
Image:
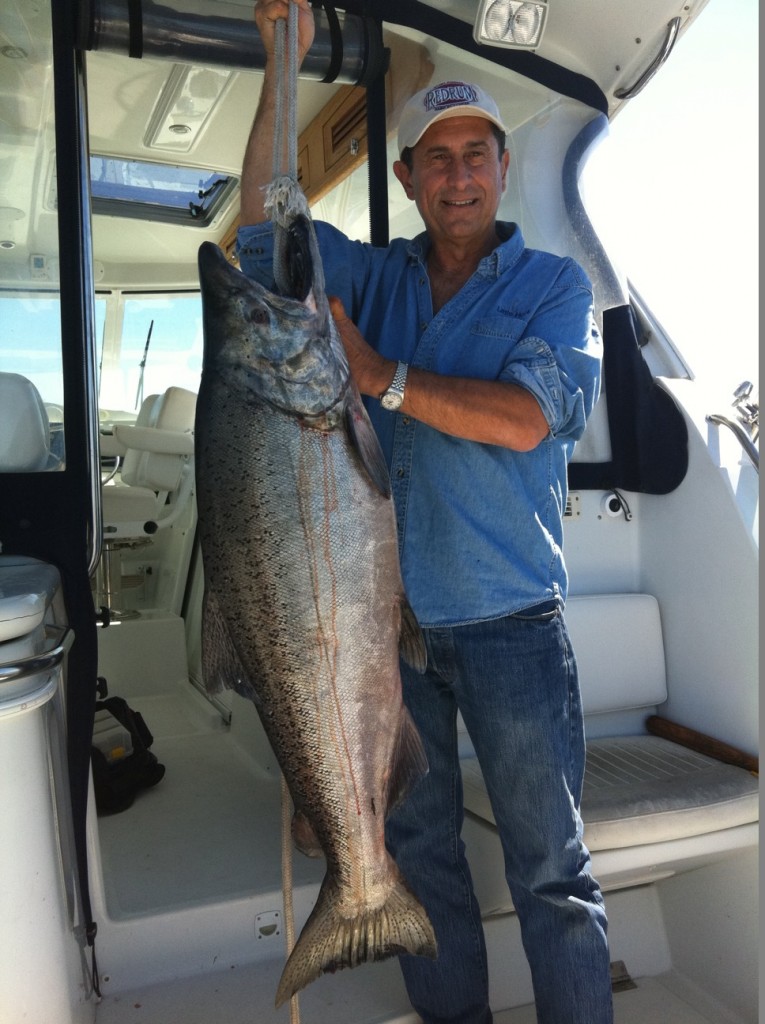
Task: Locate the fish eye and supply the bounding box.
[245,306,269,325]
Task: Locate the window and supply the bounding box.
[0,292,108,467]
[97,292,203,414]
[90,156,237,226]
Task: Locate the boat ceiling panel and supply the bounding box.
[0,0,712,285]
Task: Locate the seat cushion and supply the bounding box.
[461,734,759,852]
[0,372,56,472]
[102,484,162,526]
[565,594,667,713]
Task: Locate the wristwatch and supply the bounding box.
[380,361,409,411]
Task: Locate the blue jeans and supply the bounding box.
[386,604,613,1024]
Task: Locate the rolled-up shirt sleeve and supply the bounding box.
[499,261,601,442]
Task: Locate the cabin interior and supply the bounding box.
[0,1,758,1022]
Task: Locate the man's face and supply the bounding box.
[394,116,509,248]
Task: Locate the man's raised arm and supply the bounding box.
[240,0,315,225]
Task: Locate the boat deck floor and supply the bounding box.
[95,962,726,1024]
[96,684,324,916]
[92,671,748,1024]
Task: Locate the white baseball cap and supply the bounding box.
[397,81,508,156]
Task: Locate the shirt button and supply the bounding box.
[396,467,405,477]
[255,247,264,255]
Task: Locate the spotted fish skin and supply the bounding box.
[195,233,436,1008]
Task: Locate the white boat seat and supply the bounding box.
[101,387,197,539]
[459,593,759,912]
[97,386,197,613]
[0,372,62,472]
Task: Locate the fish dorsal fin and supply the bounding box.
[201,589,261,705]
[399,597,427,673]
[386,705,429,813]
[344,391,391,499]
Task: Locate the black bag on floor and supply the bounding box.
[91,696,166,815]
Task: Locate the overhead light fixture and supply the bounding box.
[144,64,233,153]
[0,206,24,250]
[473,0,548,50]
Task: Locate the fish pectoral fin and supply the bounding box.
[344,394,391,499]
[291,810,323,859]
[274,867,436,1007]
[399,597,427,673]
[387,705,429,813]
[201,589,261,704]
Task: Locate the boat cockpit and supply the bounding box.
[0,2,758,1022]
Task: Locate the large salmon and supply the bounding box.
[195,195,436,1006]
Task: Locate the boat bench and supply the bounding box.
[459,594,759,914]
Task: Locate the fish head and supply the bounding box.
[198,235,348,422]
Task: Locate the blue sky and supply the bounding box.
[584,0,758,398]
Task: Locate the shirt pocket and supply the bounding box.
[449,315,527,378]
[470,315,526,341]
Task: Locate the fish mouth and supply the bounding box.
[274,214,314,302]
[198,220,340,375]
[198,239,318,321]
[197,216,315,304]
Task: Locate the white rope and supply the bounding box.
[287,4,298,180]
[269,3,304,293]
[273,11,302,1023]
[280,772,300,1024]
[271,9,299,181]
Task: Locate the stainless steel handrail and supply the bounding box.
[0,626,74,684]
[615,18,681,100]
[706,414,760,473]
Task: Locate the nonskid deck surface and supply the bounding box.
[97,683,324,916]
[95,963,727,1024]
[93,670,751,1024]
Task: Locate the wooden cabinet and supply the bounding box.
[299,85,368,204]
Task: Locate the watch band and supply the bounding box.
[389,360,408,395]
[380,361,409,410]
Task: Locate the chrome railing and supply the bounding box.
[0,626,73,684]
[706,414,759,473]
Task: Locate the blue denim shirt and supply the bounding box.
[238,220,601,626]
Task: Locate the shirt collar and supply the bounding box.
[405,221,524,277]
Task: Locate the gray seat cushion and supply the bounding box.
[461,734,759,852]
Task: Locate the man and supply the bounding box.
[239,3,613,1022]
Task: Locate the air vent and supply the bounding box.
[144,65,234,154]
[329,93,367,157]
[299,85,368,203]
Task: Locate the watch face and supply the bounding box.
[381,390,403,411]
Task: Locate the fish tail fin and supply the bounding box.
[274,868,437,1007]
